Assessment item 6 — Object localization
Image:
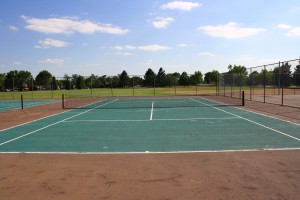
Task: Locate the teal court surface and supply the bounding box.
[0,99,58,111]
[0,97,299,153]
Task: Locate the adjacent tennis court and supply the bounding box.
[0,95,299,153]
[0,99,58,111]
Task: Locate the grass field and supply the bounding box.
[0,86,218,100]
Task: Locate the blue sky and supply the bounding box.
[0,0,300,77]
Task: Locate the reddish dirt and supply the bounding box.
[0,101,64,130]
[0,151,299,200]
[0,100,300,199]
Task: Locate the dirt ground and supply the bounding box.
[0,100,300,199]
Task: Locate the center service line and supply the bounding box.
[150,101,154,120]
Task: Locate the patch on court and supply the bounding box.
[0,96,299,153]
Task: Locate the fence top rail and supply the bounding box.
[247,58,300,70]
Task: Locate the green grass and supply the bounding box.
[0,86,218,100]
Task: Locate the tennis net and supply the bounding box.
[62,91,244,109]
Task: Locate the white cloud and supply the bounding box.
[113,45,136,50]
[198,52,215,57]
[22,15,129,35]
[35,38,68,48]
[152,17,174,29]
[161,1,201,11]
[138,45,170,51]
[287,27,300,37]
[178,43,188,47]
[198,22,265,39]
[124,45,136,50]
[277,24,292,30]
[113,45,169,51]
[39,58,65,65]
[12,61,22,65]
[9,26,18,31]
[116,52,132,56]
[114,45,124,50]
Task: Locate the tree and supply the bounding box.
[35,70,52,90]
[63,74,71,90]
[52,76,58,90]
[178,72,190,86]
[119,70,130,88]
[0,73,5,91]
[111,76,120,88]
[204,70,219,84]
[4,70,18,90]
[156,67,167,87]
[293,64,300,86]
[273,62,292,87]
[165,73,179,87]
[223,65,248,86]
[132,76,143,87]
[228,64,248,75]
[76,75,85,89]
[17,70,32,90]
[190,71,203,85]
[143,68,156,87]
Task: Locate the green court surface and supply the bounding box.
[0,99,58,111]
[0,97,299,153]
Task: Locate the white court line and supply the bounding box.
[150,101,154,120]
[1,147,300,154]
[0,99,118,147]
[63,117,239,123]
[190,98,300,142]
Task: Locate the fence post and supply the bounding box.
[263,65,266,103]
[132,77,135,96]
[281,62,284,106]
[62,94,65,109]
[250,68,252,101]
[110,77,113,96]
[153,78,156,96]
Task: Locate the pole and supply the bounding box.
[90,75,93,96]
[281,62,284,106]
[110,77,113,96]
[13,78,15,100]
[31,76,33,99]
[242,91,245,106]
[132,77,134,96]
[153,77,156,96]
[263,65,266,103]
[21,94,24,109]
[62,94,64,109]
[51,78,53,99]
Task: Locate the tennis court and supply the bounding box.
[0,99,58,111]
[0,95,299,153]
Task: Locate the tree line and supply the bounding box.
[221,63,300,87]
[0,63,300,91]
[0,67,219,91]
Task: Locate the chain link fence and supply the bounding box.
[217,58,300,108]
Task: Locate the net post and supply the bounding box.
[21,94,24,109]
[241,91,245,106]
[62,94,64,109]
